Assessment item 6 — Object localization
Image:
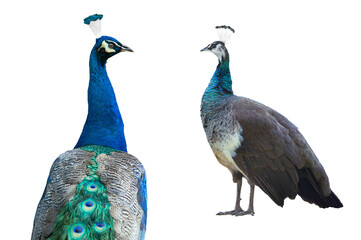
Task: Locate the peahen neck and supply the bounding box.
[202,59,233,105]
[75,45,127,152]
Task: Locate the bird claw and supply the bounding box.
[217,209,255,216]
[234,209,255,216]
[216,209,244,216]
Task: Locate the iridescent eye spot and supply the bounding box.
[70,224,85,239]
[82,199,96,213]
[86,183,99,192]
[85,176,93,180]
[94,222,107,233]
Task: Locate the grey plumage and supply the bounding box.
[202,95,343,213]
[201,26,342,216]
[32,149,146,239]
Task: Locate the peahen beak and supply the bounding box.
[121,45,134,52]
[200,46,209,52]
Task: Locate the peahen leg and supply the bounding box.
[235,181,255,216]
[217,178,244,215]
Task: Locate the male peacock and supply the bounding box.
[31,14,147,239]
[200,26,343,216]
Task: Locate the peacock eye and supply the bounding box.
[108,43,115,49]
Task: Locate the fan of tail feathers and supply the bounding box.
[31,14,146,240]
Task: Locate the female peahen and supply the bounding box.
[31,14,147,239]
[200,26,342,216]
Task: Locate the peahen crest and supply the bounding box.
[216,25,235,44]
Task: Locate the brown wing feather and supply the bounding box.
[231,96,335,207]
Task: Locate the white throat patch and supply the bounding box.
[211,44,226,62]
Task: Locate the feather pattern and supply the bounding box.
[32,146,147,240]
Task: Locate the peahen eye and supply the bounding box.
[108,43,115,49]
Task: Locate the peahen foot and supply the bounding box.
[216,208,244,216]
[217,207,255,216]
[234,209,255,216]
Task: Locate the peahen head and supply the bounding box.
[201,25,235,63]
[201,41,228,62]
[93,36,133,65]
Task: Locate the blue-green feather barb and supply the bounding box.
[45,145,120,240]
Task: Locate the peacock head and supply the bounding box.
[94,36,133,64]
[201,25,235,63]
[84,14,133,65]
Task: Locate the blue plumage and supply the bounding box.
[75,36,128,152]
[32,15,147,240]
[201,61,233,106]
[137,172,147,239]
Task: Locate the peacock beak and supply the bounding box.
[121,45,134,52]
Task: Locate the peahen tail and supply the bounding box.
[297,168,343,208]
[46,145,119,240]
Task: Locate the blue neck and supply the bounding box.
[75,46,127,152]
[202,60,233,104]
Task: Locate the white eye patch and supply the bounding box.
[99,40,120,53]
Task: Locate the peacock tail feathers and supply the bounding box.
[46,145,120,240]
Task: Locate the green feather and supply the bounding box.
[46,145,122,240]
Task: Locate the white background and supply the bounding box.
[1,0,360,239]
